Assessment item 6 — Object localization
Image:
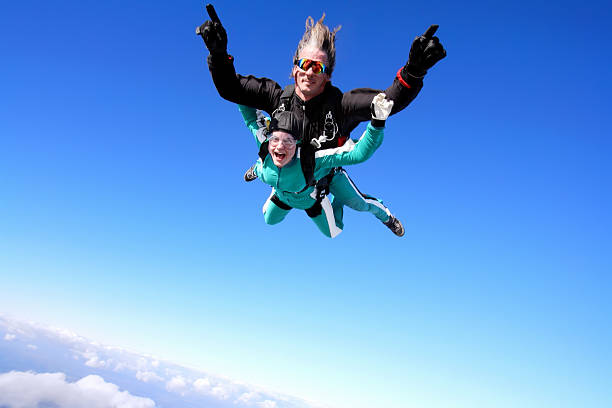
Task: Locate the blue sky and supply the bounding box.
[1,1,611,408]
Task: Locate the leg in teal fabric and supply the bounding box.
[309,213,332,238]
[307,196,343,238]
[331,198,344,230]
[329,169,391,223]
[263,199,291,225]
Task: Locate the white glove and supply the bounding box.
[371,93,394,120]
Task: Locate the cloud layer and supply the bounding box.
[0,371,155,408]
[0,315,324,408]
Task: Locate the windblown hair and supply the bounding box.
[293,14,341,76]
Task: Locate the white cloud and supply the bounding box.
[194,378,237,401]
[136,371,163,383]
[82,350,110,368]
[166,375,187,393]
[0,371,156,408]
[236,392,278,408]
[211,384,231,400]
[0,315,320,408]
[193,377,211,392]
[258,400,278,408]
[137,357,149,370]
[237,391,261,404]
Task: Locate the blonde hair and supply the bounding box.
[293,14,341,76]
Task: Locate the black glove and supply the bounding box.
[402,25,447,79]
[196,20,227,55]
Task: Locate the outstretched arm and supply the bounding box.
[207,54,283,113]
[341,78,422,135]
[341,25,446,134]
[238,105,269,148]
[317,94,393,168]
[197,4,283,113]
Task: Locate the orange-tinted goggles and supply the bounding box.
[294,58,328,75]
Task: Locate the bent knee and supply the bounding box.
[263,212,284,225]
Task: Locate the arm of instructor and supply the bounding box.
[207,53,283,114]
[197,5,283,114]
[340,25,446,135]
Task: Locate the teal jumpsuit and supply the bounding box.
[240,105,392,238]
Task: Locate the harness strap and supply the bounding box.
[271,84,295,117]
[305,202,322,218]
[272,168,340,220]
[270,194,292,211]
[281,84,295,101]
[313,167,337,199]
[303,167,340,217]
[258,140,269,161]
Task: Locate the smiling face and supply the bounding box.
[268,131,297,168]
[292,46,330,101]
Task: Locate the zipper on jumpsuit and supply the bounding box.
[275,167,282,190]
[301,104,306,142]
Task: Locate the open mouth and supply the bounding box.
[273,152,286,161]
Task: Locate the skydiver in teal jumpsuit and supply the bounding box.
[240,93,403,238]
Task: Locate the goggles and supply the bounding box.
[294,58,328,75]
[268,134,297,147]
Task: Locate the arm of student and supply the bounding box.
[238,104,268,148]
[315,123,385,169]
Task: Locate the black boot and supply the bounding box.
[244,164,258,182]
[383,215,405,237]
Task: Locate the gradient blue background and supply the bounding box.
[1,1,611,408]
